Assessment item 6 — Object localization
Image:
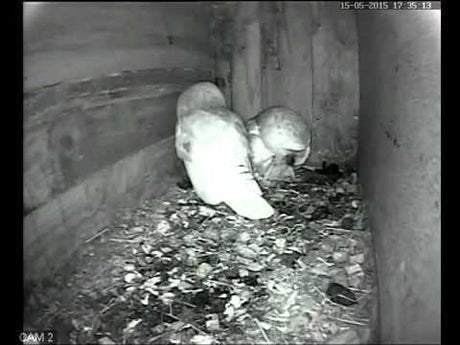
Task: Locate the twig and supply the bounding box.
[148,330,179,343]
[196,253,219,258]
[205,279,233,287]
[348,287,370,293]
[180,289,204,295]
[312,286,347,308]
[85,227,112,243]
[327,315,369,326]
[356,293,371,302]
[109,238,140,243]
[325,227,353,233]
[99,297,117,315]
[196,216,213,230]
[251,316,271,344]
[349,314,372,323]
[316,257,334,267]
[164,313,208,335]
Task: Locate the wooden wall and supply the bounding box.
[24,3,214,283]
[311,2,359,165]
[358,10,440,342]
[24,2,214,89]
[24,1,360,282]
[213,1,359,165]
[24,68,211,214]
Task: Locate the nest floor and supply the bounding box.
[25,166,379,344]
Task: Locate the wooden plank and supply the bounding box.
[214,19,234,109]
[310,2,359,165]
[24,137,179,283]
[215,58,233,109]
[231,1,263,119]
[210,2,236,108]
[24,67,213,117]
[24,3,214,89]
[24,69,213,212]
[260,1,313,127]
[24,91,177,211]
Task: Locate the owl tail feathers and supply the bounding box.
[224,191,275,220]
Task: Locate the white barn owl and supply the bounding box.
[175,82,274,220]
[247,106,312,183]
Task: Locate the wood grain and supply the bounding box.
[24,68,212,212]
[24,137,179,283]
[231,2,263,120]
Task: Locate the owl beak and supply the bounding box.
[286,155,296,166]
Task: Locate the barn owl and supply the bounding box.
[247,106,312,183]
[175,82,274,220]
[176,81,227,118]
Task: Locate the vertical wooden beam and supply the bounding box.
[210,1,237,109]
[231,1,263,119]
[311,2,359,165]
[214,18,234,109]
[260,1,313,126]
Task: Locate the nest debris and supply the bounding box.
[25,165,378,345]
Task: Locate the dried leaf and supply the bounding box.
[156,220,171,234]
[246,262,264,272]
[196,263,213,278]
[345,263,363,275]
[235,245,258,259]
[310,262,330,276]
[141,244,152,254]
[140,293,149,306]
[275,238,286,248]
[258,321,272,330]
[151,250,164,258]
[98,336,116,345]
[124,272,141,283]
[206,318,220,331]
[126,286,137,293]
[159,292,175,305]
[239,268,249,277]
[229,295,243,308]
[161,247,173,253]
[237,232,251,243]
[168,321,185,331]
[142,276,162,289]
[190,334,216,345]
[178,280,194,291]
[199,206,217,217]
[123,264,136,272]
[332,252,349,263]
[350,253,365,264]
[224,304,235,321]
[349,273,365,288]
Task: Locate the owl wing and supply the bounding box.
[176,108,274,219]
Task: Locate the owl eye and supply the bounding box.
[285,148,305,155]
[286,155,296,166]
